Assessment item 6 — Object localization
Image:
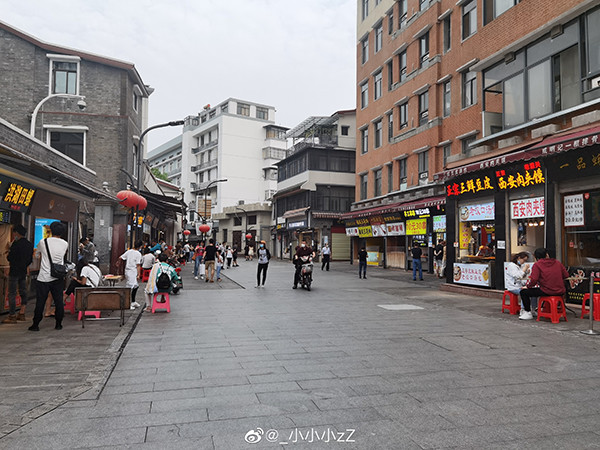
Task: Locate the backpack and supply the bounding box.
[156,271,171,291]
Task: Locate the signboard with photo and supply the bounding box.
[452,263,491,287]
[458,202,495,222]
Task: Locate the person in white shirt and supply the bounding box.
[141,247,155,270]
[321,243,331,271]
[63,263,102,302]
[29,221,69,332]
[120,241,143,309]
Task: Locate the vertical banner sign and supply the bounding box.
[564,194,584,227]
[459,221,471,249]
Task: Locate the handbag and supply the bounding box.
[44,238,68,280]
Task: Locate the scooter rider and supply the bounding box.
[292,240,315,289]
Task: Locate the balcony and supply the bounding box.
[191,139,219,154]
[264,189,277,200]
[262,147,287,160]
[200,159,218,170]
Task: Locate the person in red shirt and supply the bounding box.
[519,247,569,320]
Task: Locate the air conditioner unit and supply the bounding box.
[400,182,407,192]
[419,172,428,179]
[238,200,245,205]
[590,75,600,90]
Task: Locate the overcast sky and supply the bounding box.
[1,0,357,149]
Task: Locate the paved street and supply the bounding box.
[2,259,600,449]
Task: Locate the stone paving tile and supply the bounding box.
[150,393,260,414]
[203,381,300,397]
[99,437,215,450]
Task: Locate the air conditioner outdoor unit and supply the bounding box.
[419,172,428,179]
[238,200,245,205]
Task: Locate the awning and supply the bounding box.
[341,195,446,220]
[312,211,343,219]
[282,206,310,219]
[435,124,600,182]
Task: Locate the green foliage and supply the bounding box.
[151,168,169,181]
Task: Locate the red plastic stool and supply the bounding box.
[502,291,521,315]
[152,292,171,313]
[537,296,568,324]
[78,310,101,320]
[141,268,152,282]
[175,267,182,275]
[581,293,600,320]
[64,293,76,315]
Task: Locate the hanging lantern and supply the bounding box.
[198,224,211,234]
[136,194,147,210]
[116,190,137,208]
[245,233,252,240]
[183,229,191,236]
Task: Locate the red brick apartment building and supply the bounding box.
[345,0,600,298]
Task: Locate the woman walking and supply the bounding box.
[256,241,271,287]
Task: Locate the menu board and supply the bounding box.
[406,218,427,235]
[453,263,491,287]
[564,194,584,227]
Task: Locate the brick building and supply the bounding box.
[0,20,182,272]
[347,1,600,292]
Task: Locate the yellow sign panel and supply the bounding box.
[357,226,373,237]
[459,221,471,249]
[406,218,426,235]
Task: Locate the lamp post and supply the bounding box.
[30,93,87,138]
[202,178,227,222]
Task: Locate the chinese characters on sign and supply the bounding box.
[358,226,373,238]
[386,222,405,235]
[510,196,545,219]
[541,133,599,155]
[371,224,387,237]
[406,218,427,236]
[0,177,36,213]
[433,215,446,232]
[564,194,585,227]
[459,202,495,222]
[447,176,494,196]
[453,263,491,287]
[345,227,359,237]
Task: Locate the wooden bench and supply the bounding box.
[74,287,131,328]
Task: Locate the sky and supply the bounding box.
[1,0,357,149]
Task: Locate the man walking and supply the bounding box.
[204,239,217,282]
[433,239,445,278]
[321,243,331,271]
[411,242,424,281]
[29,221,68,331]
[3,224,33,324]
[358,246,367,279]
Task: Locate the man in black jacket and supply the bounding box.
[3,224,33,323]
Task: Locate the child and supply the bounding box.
[215,249,224,281]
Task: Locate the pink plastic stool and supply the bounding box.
[501,291,521,315]
[78,310,101,320]
[152,292,171,313]
[64,293,76,315]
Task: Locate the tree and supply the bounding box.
[151,168,169,181]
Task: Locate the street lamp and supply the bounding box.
[202,178,227,224]
[30,93,87,138]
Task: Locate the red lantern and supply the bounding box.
[116,190,137,208]
[198,224,211,234]
[245,233,252,240]
[183,229,191,236]
[136,194,147,210]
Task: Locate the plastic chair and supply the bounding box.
[78,310,101,320]
[141,268,152,283]
[64,293,76,315]
[581,293,600,320]
[152,292,171,313]
[501,291,521,315]
[537,296,568,324]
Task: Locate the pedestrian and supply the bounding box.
[519,248,569,320]
[411,242,424,281]
[226,245,233,268]
[183,241,191,262]
[232,245,239,267]
[215,249,224,281]
[433,240,444,278]
[292,240,315,289]
[358,246,367,279]
[2,224,33,324]
[244,244,250,261]
[119,240,143,310]
[141,247,155,271]
[248,245,254,261]
[29,221,68,331]
[204,239,217,282]
[192,241,204,280]
[256,240,271,287]
[63,259,102,304]
[321,243,331,271]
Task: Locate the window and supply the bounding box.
[387,60,394,90]
[341,125,350,136]
[443,144,451,167]
[399,102,408,129]
[443,81,451,117]
[49,131,85,165]
[362,0,369,20]
[221,103,228,113]
[361,128,369,154]
[387,112,394,142]
[418,150,429,180]
[375,23,383,53]
[419,32,429,67]
[462,71,477,108]
[374,169,382,197]
[461,135,476,154]
[374,120,383,148]
[399,158,407,185]
[209,110,216,119]
[387,164,394,192]
[360,174,368,200]
[587,8,600,78]
[256,107,268,119]
[504,73,525,127]
[420,0,429,11]
[133,92,140,112]
[399,51,407,82]
[484,0,519,25]
[398,0,407,28]
[248,215,257,225]
[361,37,369,64]
[419,90,429,125]
[361,82,369,108]
[133,143,138,175]
[52,61,78,94]
[462,0,477,39]
[374,71,382,100]
[388,10,394,34]
[443,15,451,52]
[234,216,242,226]
[237,103,250,116]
